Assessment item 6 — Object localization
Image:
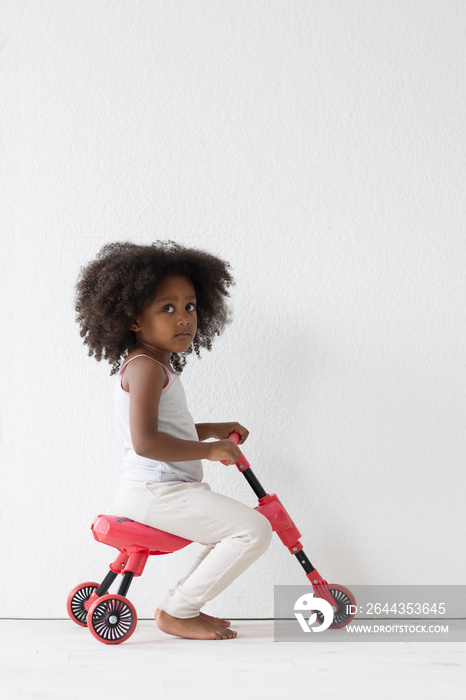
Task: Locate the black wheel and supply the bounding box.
[87,594,137,644]
[67,582,100,627]
[315,585,356,629]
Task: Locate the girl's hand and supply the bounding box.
[206,440,243,465]
[210,422,249,445]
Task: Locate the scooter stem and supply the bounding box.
[225,432,337,608]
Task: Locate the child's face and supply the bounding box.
[132,275,197,354]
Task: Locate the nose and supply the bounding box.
[178,309,191,325]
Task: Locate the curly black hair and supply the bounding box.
[74,240,235,375]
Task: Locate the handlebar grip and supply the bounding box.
[221,431,250,471]
[227,431,241,445]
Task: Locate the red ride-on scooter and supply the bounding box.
[67,432,356,644]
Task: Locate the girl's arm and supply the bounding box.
[141,430,212,462]
[126,357,212,462]
[124,358,243,464]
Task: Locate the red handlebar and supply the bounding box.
[220,431,250,471]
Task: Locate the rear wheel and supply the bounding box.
[87,594,137,644]
[67,582,100,627]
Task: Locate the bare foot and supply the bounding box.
[154,608,237,640]
[199,611,231,627]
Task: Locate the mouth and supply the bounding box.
[175,333,191,338]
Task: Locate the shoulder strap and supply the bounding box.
[120,354,174,385]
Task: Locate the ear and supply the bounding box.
[129,322,140,332]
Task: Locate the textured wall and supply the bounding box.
[1,0,465,619]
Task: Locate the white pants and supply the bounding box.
[111,479,273,618]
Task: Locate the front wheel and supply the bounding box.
[316,584,356,629]
[87,594,137,644]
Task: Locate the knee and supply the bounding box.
[250,511,273,554]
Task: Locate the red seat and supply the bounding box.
[91,514,192,556]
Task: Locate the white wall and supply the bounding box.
[1,0,465,619]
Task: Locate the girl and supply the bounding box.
[74,240,273,640]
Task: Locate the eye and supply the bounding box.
[161,303,197,313]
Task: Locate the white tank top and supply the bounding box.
[113,354,203,483]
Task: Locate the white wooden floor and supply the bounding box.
[0,619,465,699]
